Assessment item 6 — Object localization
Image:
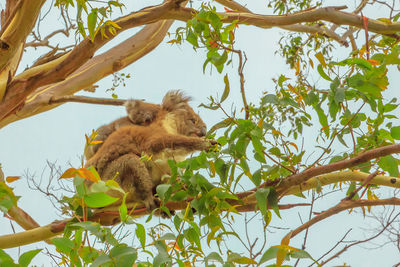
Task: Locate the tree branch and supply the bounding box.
[284,197,400,241]
[284,170,400,196]
[0,0,45,72]
[0,20,175,128]
[0,199,309,249]
[262,144,400,193]
[49,95,128,106]
[0,0,179,122]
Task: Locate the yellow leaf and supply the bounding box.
[6,176,20,183]
[89,140,103,145]
[377,18,392,24]
[105,179,121,188]
[288,142,298,152]
[77,168,100,183]
[309,58,314,69]
[287,84,300,96]
[106,20,121,29]
[258,118,263,129]
[361,205,366,217]
[209,161,216,177]
[368,59,380,66]
[276,246,288,267]
[315,52,327,67]
[272,130,283,136]
[60,168,78,179]
[295,61,300,75]
[85,134,90,144]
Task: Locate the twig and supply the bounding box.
[321,211,400,265]
[310,229,352,266]
[344,171,379,200]
[263,151,296,174]
[49,95,129,106]
[309,102,365,169]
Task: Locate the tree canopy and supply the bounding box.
[0,0,400,266]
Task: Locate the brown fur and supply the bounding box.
[84,91,212,211]
[84,100,161,159]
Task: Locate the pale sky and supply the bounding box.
[0,1,399,266]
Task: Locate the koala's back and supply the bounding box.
[86,123,163,173]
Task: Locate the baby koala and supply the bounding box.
[84,100,161,160]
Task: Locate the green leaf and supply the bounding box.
[156,184,171,202]
[136,223,146,248]
[256,188,270,216]
[119,193,128,222]
[52,237,75,255]
[87,9,98,41]
[378,155,399,177]
[347,73,384,98]
[268,188,280,218]
[262,94,278,105]
[186,29,198,47]
[252,169,262,186]
[205,252,223,264]
[220,74,230,103]
[0,249,15,266]
[91,254,112,267]
[207,118,234,135]
[259,246,279,264]
[110,245,137,266]
[390,126,400,140]
[84,192,119,208]
[251,135,265,157]
[18,249,42,267]
[314,104,329,136]
[334,87,345,104]
[317,64,332,81]
[232,256,257,264]
[291,249,313,259]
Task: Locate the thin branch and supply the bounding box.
[284,197,400,241]
[49,95,128,106]
[321,211,400,266]
[311,229,352,266]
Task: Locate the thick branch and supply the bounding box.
[266,144,400,194]
[0,20,174,128]
[0,0,179,122]
[214,0,348,45]
[0,199,309,249]
[169,6,400,34]
[284,170,400,196]
[0,1,45,72]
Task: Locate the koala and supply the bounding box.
[84,91,213,212]
[84,100,161,160]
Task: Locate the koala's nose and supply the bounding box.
[199,126,207,137]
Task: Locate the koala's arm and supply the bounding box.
[149,134,215,154]
[84,117,132,159]
[125,100,161,124]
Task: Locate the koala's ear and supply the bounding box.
[162,90,192,111]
